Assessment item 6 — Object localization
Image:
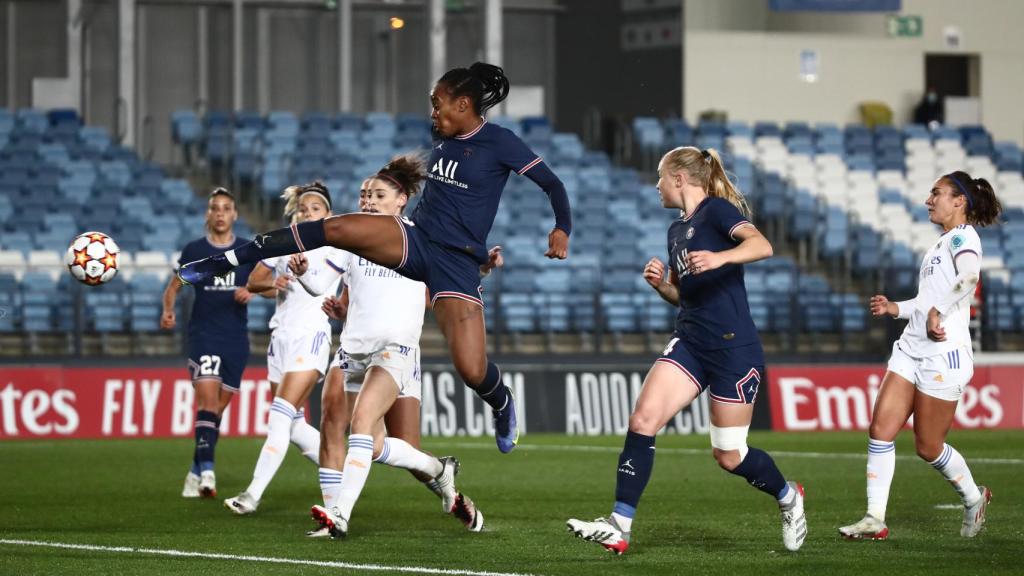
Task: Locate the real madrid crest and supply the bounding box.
[686,227,695,240]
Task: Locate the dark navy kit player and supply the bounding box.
[161,187,254,498]
[566,147,807,554]
[176,62,572,454]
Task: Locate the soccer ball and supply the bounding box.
[65,231,120,285]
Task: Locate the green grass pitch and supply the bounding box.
[1,431,1021,575]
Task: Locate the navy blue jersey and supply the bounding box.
[411,121,569,264]
[668,197,759,350]
[177,236,253,338]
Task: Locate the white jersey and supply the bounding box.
[897,224,981,358]
[336,252,426,354]
[262,246,345,333]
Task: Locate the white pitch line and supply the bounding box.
[934,504,964,510]
[440,442,1024,465]
[0,539,540,576]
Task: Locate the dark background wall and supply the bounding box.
[554,0,681,140]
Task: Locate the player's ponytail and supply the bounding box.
[376,153,427,200]
[944,171,1002,227]
[438,62,510,115]
[661,146,751,219]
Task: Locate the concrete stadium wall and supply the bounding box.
[684,0,1024,145]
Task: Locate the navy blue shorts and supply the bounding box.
[188,335,250,392]
[393,216,483,307]
[656,336,764,404]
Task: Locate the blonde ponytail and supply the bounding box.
[660,146,751,218]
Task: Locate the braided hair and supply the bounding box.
[437,62,510,115]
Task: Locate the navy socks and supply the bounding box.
[230,219,328,265]
[194,410,220,472]
[613,431,656,517]
[728,446,787,498]
[472,362,509,411]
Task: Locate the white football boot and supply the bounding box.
[199,470,217,498]
[451,492,484,532]
[311,505,348,539]
[779,481,807,551]
[435,456,459,513]
[961,486,992,538]
[224,491,258,515]
[182,471,201,498]
[566,516,630,555]
[839,514,889,540]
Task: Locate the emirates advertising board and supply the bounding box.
[0,360,1020,440]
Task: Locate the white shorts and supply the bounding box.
[887,342,973,402]
[267,328,332,383]
[330,344,422,400]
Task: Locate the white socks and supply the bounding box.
[373,437,442,478]
[246,397,296,502]
[291,408,321,465]
[319,467,343,510]
[335,434,375,521]
[930,443,982,506]
[610,512,633,533]
[866,438,896,521]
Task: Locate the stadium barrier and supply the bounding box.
[1,359,1021,439]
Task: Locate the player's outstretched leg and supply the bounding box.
[373,437,459,513]
[566,430,655,555]
[712,421,806,551]
[928,443,989,537]
[840,437,895,541]
[961,486,992,538]
[178,220,328,285]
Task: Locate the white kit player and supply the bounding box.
[224,182,341,515]
[840,171,1003,541]
[309,156,494,539]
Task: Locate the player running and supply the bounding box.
[176,62,572,455]
[839,171,1001,541]
[566,147,806,554]
[310,156,492,539]
[224,182,339,515]
[161,187,253,499]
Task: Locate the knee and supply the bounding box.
[869,421,897,442]
[350,413,374,436]
[915,438,943,462]
[628,411,659,436]
[712,448,742,472]
[709,424,749,472]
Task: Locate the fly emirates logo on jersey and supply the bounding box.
[767,366,1022,431]
[0,367,281,439]
[429,158,469,189]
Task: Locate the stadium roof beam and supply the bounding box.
[338,0,352,111]
[118,0,136,146]
[484,0,502,114]
[429,0,445,91]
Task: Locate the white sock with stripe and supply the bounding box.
[290,408,321,465]
[373,437,442,478]
[246,397,296,502]
[335,434,375,520]
[318,467,343,510]
[930,443,982,506]
[866,438,895,521]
